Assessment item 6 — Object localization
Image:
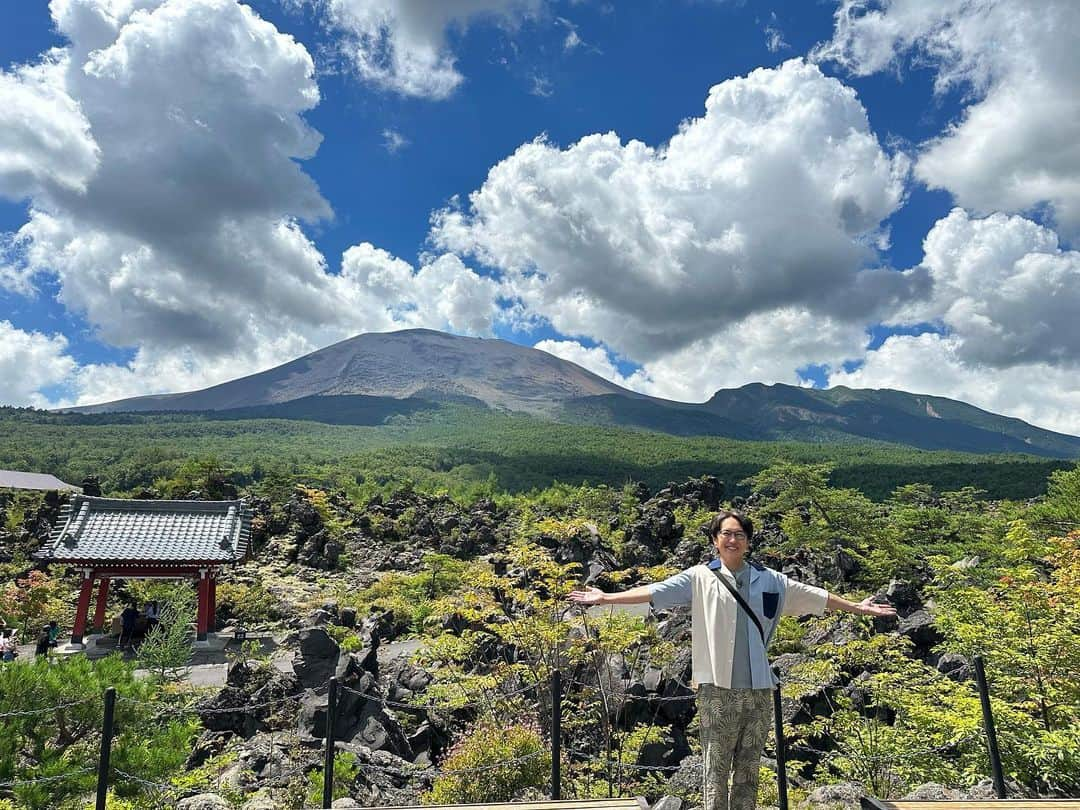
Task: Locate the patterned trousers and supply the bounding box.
[697,684,773,810]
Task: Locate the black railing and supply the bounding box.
[2,654,1010,809]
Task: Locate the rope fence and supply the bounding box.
[0,654,1012,810]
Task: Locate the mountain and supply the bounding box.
[71,329,639,417]
[69,328,1080,458]
[562,385,1080,457]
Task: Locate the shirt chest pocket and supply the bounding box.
[761,590,780,620]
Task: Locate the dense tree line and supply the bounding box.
[0,406,1069,501]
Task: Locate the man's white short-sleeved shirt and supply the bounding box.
[648,559,828,688]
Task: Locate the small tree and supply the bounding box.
[0,570,67,635]
[138,584,196,681]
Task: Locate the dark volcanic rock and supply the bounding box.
[293,628,340,688]
[350,703,414,760]
[198,686,259,736]
[884,578,925,617]
[898,609,944,660]
[932,651,971,681]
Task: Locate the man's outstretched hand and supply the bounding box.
[857,596,897,617]
[567,586,606,606]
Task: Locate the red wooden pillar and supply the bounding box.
[196,570,210,641]
[71,570,95,645]
[207,573,217,633]
[91,577,110,632]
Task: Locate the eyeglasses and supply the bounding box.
[717,530,748,541]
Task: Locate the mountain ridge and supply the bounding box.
[66,328,1080,458]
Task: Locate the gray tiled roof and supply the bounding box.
[0,469,80,492]
[37,496,252,565]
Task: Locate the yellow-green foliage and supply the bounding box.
[340,552,476,633]
[168,750,246,805]
[0,570,69,635]
[297,485,350,538]
[929,528,1080,792]
[672,503,712,541]
[214,580,280,625]
[771,615,808,655]
[324,623,365,653]
[424,722,549,804]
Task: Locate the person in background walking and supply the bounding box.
[569,509,897,810]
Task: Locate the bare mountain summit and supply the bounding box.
[73,329,635,416]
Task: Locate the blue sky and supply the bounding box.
[2,0,1079,433]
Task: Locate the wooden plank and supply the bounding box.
[869,802,1080,809]
[354,803,643,807]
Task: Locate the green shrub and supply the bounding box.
[339,553,474,634]
[214,580,279,625]
[423,722,549,804]
[0,654,194,809]
[304,751,360,807]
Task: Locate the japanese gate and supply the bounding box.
[36,496,252,647]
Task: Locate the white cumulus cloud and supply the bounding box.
[533,339,639,389]
[433,59,915,395]
[322,0,544,99]
[0,322,77,408]
[815,0,1080,236]
[830,209,1080,433]
[0,54,98,204]
[0,0,502,407]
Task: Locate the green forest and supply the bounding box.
[0,405,1071,501]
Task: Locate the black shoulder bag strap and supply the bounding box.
[711,567,767,646]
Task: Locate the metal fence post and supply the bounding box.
[973,656,1006,799]
[323,676,338,809]
[550,669,562,800]
[96,687,116,810]
[772,668,789,810]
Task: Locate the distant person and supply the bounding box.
[119,603,140,648]
[569,509,897,810]
[35,626,51,657]
[47,620,60,647]
[0,630,16,663]
[145,601,160,633]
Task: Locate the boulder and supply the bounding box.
[884,579,924,616]
[664,754,703,803]
[299,671,374,741]
[293,628,341,688]
[198,686,259,737]
[351,703,414,760]
[177,795,230,810]
[239,794,278,810]
[902,784,961,801]
[932,652,971,681]
[797,781,864,810]
[965,776,1029,800]
[307,608,336,626]
[184,731,232,770]
[897,610,945,659]
[651,797,683,810]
